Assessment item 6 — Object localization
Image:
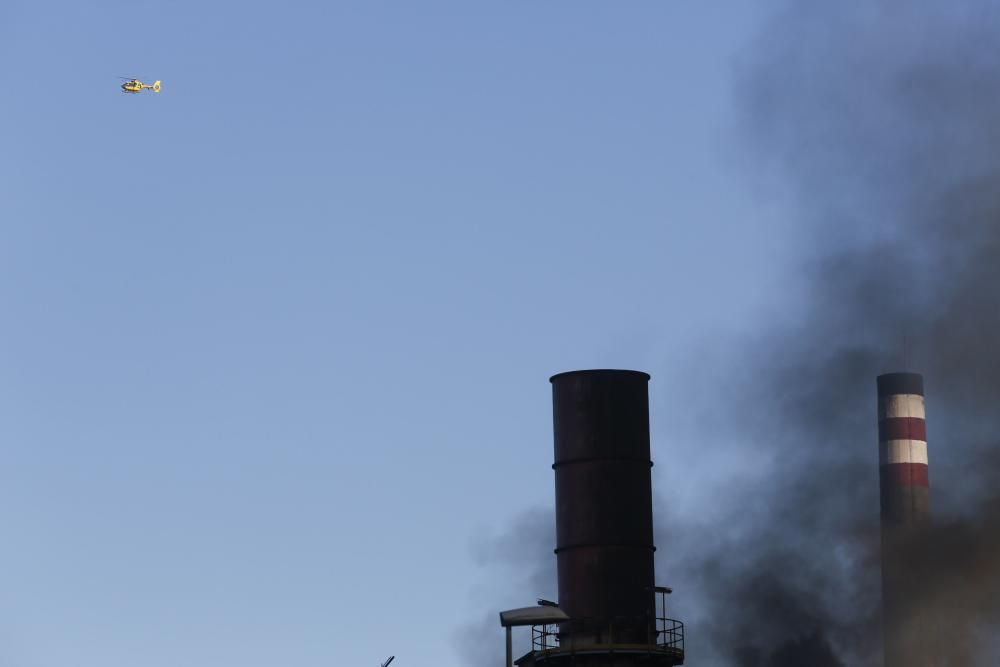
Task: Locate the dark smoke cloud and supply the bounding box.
[457,3,1000,666]
[455,510,556,667]
[657,3,1000,666]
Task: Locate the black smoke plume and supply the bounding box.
[658,3,1000,666]
[457,3,1000,666]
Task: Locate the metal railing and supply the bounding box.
[530,614,684,660]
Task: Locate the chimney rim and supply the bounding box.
[877,371,924,396]
[549,369,651,384]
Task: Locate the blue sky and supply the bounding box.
[2,3,793,666]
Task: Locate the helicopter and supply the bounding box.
[120,78,161,94]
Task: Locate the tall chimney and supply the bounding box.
[552,369,656,646]
[517,369,684,667]
[877,372,931,667]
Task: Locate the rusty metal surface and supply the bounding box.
[550,370,657,645]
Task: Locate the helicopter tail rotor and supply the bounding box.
[152,80,161,92]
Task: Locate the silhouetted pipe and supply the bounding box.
[551,370,656,646]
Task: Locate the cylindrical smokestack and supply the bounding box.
[877,372,931,667]
[550,370,656,647]
[878,372,930,522]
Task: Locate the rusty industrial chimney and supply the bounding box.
[877,372,932,667]
[512,370,683,667]
[553,369,657,647]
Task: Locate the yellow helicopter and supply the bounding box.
[120,78,161,94]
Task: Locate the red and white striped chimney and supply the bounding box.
[877,371,930,667]
[877,372,929,521]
